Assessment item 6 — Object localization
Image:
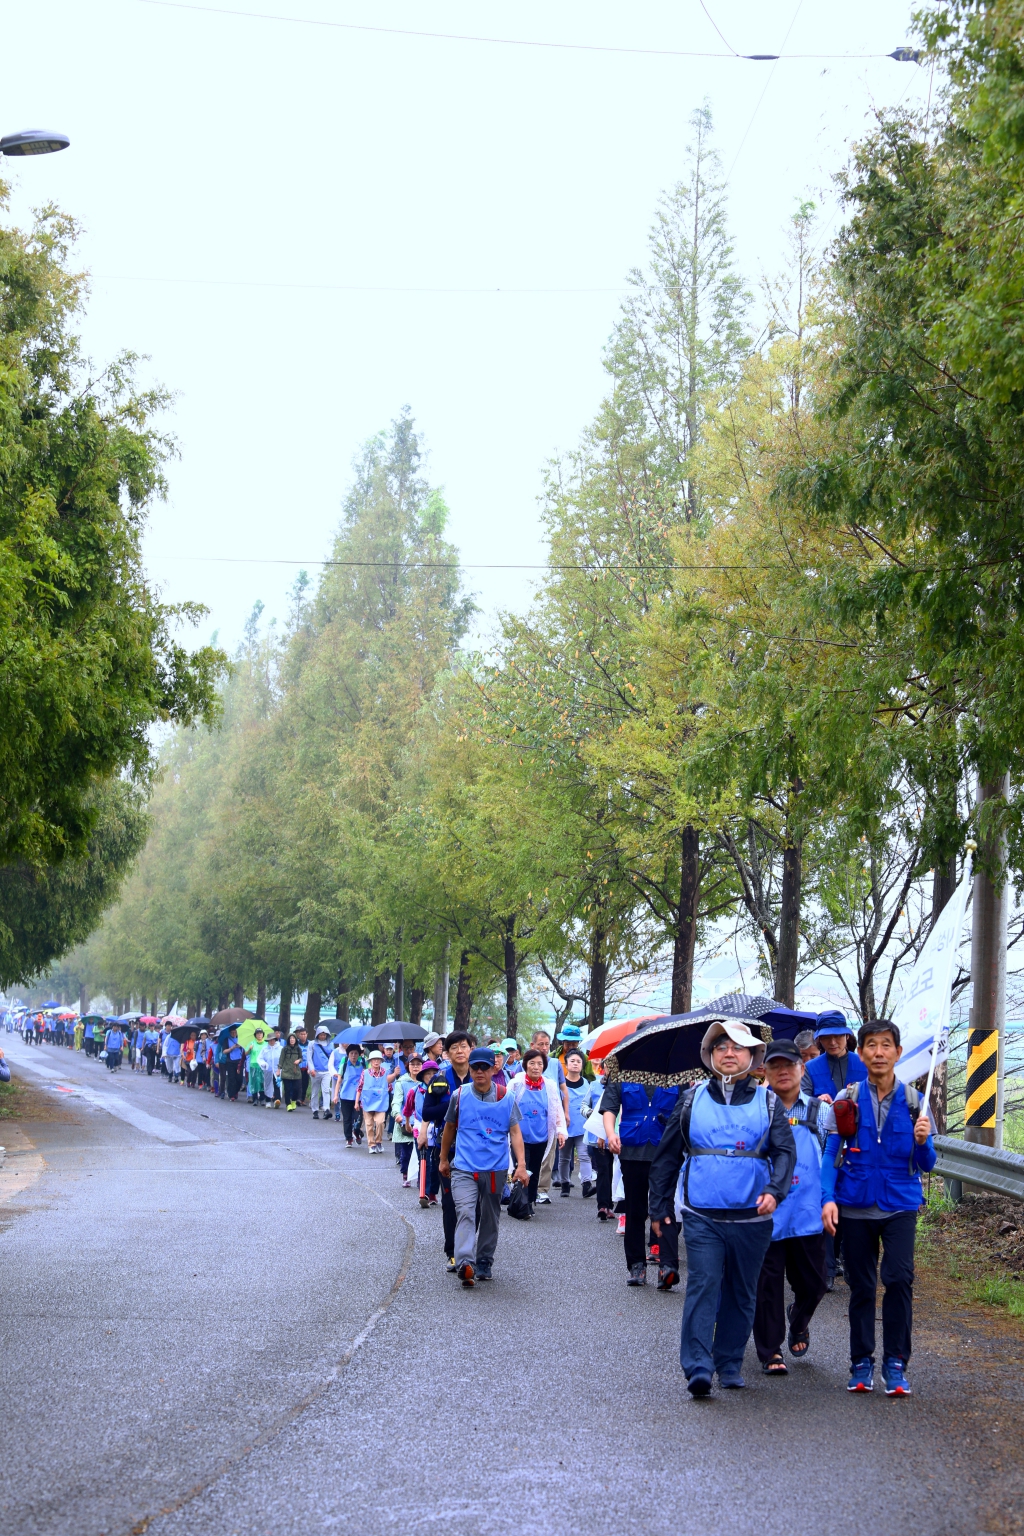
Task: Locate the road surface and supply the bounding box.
[1,1033,1022,1536]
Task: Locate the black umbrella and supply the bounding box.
[170,1023,201,1043]
[610,996,818,1077]
[362,1021,427,1044]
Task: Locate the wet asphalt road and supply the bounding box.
[1,1034,1021,1536]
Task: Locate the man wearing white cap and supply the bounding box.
[649,1018,797,1397]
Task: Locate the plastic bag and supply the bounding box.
[506,1180,532,1220]
[612,1156,624,1204]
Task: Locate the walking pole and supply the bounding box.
[419,1141,427,1200]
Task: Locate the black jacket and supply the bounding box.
[647,1075,797,1223]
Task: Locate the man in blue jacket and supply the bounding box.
[821,1018,935,1397]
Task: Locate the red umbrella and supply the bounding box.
[585,1014,665,1062]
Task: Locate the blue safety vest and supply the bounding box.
[359,1069,390,1112]
[311,1041,332,1072]
[517,1082,550,1144]
[338,1060,363,1099]
[105,1031,124,1051]
[452,1086,515,1173]
[771,1094,824,1241]
[683,1081,773,1212]
[619,1083,679,1147]
[829,1081,935,1213]
[565,1078,592,1137]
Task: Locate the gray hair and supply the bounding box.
[794,1030,816,1051]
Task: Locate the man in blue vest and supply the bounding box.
[601,1063,682,1289]
[805,1010,867,1288]
[649,1019,796,1396]
[421,1031,474,1272]
[821,1018,935,1396]
[753,1039,829,1375]
[439,1047,529,1287]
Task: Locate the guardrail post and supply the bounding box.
[942,1176,963,1203]
[965,776,1009,1150]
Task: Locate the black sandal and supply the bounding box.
[762,1353,788,1374]
[787,1302,810,1357]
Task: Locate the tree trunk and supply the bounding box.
[256,981,266,1020]
[304,990,322,1029]
[186,1001,196,1020]
[218,990,229,1012]
[453,951,473,1031]
[372,972,390,1026]
[433,941,450,1027]
[409,987,424,1025]
[670,825,701,1013]
[775,837,802,1008]
[79,983,88,1014]
[589,926,608,1033]
[233,981,244,1009]
[395,963,405,1021]
[139,995,148,1016]
[504,928,518,1037]
[278,983,292,1034]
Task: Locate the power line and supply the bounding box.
[137,0,916,64]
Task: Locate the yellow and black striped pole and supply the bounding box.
[965,1023,999,1141]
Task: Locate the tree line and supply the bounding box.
[30,3,1024,1038]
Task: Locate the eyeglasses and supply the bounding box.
[469,1063,493,1071]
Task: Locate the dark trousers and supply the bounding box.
[590,1144,614,1209]
[398,1142,414,1176]
[441,1171,458,1258]
[523,1140,546,1204]
[226,1061,243,1100]
[283,1077,301,1106]
[340,1099,358,1140]
[621,1158,679,1272]
[680,1212,773,1379]
[842,1210,917,1365]
[299,1067,309,1104]
[144,1048,157,1076]
[753,1232,829,1362]
[424,1143,441,1197]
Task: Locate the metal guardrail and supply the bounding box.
[933,1134,1024,1202]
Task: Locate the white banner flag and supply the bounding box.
[892,860,973,1085]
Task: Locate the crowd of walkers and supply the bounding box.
[4,1000,935,1399]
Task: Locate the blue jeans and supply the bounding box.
[680,1211,773,1379]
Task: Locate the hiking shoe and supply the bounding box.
[581,1181,595,1198]
[882,1357,912,1396]
[656,1266,680,1291]
[312,1110,319,1119]
[626,1262,647,1286]
[560,1183,571,1198]
[719,1372,746,1389]
[286,1102,296,1111]
[476,1267,493,1282]
[687,1372,713,1398]
[848,1358,874,1392]
[446,1256,457,1274]
[536,1193,551,1205]
[458,1261,475,1288]
[419,1194,429,1208]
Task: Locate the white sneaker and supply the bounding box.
[536,1193,551,1205]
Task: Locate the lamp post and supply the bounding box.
[0,131,70,158]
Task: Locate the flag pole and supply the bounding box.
[917,842,974,1122]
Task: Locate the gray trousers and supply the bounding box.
[451,1167,504,1271]
[556,1134,593,1186]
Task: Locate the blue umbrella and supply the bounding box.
[333,1024,368,1047]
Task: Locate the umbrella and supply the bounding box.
[584,1014,667,1062]
[362,1021,427,1044]
[608,997,819,1077]
[236,1018,270,1051]
[42,999,58,1009]
[210,1007,254,1028]
[170,1023,200,1043]
[333,1024,369,1047]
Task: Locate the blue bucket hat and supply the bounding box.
[559,1024,582,1042]
[814,1009,855,1040]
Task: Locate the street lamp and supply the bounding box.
[0,130,70,157]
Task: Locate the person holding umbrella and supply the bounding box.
[308,1024,334,1121]
[648,1020,796,1396]
[600,1061,682,1289]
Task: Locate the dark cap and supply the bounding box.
[763,1038,803,1064]
[468,1047,496,1068]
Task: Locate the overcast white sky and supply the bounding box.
[4,0,931,654]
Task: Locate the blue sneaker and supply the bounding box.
[686,1371,713,1397]
[719,1372,746,1389]
[882,1357,912,1396]
[847,1358,874,1392]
